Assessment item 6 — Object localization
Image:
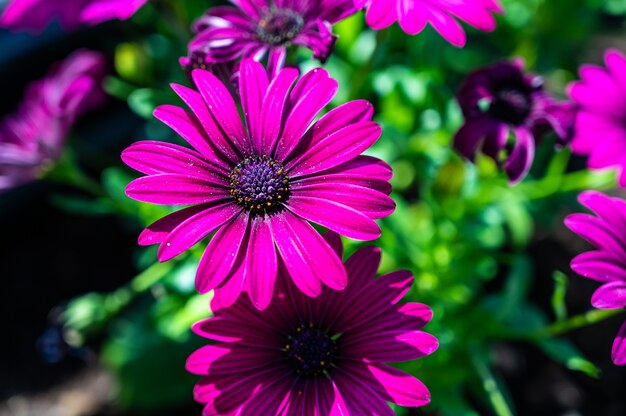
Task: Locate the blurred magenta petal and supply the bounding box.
[612,321,626,365]
[0,0,147,31]
[357,0,503,47]
[187,234,437,413]
[0,50,106,192]
[122,60,392,308]
[569,49,626,186]
[454,60,574,183]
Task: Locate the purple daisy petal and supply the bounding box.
[196,214,249,293]
[571,251,626,282]
[125,174,229,206]
[246,218,278,310]
[612,321,626,365]
[358,0,503,47]
[591,281,626,309]
[270,211,347,296]
[258,67,299,155]
[157,202,241,262]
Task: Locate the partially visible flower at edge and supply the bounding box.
[183,0,357,78]
[122,59,395,310]
[0,49,107,191]
[565,191,626,365]
[187,232,438,415]
[355,0,504,47]
[453,59,575,184]
[0,0,148,32]
[568,49,626,187]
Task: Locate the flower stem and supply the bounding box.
[531,308,624,338]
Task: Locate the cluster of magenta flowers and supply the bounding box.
[0,0,148,31]
[5,0,626,413]
[0,49,106,191]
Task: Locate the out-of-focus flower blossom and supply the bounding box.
[453,59,575,183]
[184,0,356,77]
[0,0,148,32]
[569,49,626,187]
[565,191,626,366]
[122,59,395,310]
[355,0,503,47]
[0,49,107,191]
[187,232,438,415]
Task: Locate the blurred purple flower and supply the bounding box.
[0,0,148,32]
[453,59,575,183]
[122,59,395,310]
[565,191,626,366]
[569,49,626,186]
[184,0,356,77]
[0,49,107,191]
[355,0,503,47]
[187,233,438,415]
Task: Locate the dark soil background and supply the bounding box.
[1,16,625,416]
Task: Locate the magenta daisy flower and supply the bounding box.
[122,59,394,310]
[355,0,503,47]
[453,59,575,183]
[0,0,148,32]
[185,0,357,77]
[187,233,438,414]
[0,49,107,191]
[569,49,626,187]
[565,191,626,365]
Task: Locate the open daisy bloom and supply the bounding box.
[122,59,395,310]
[565,191,626,366]
[0,0,148,32]
[453,59,575,183]
[355,0,503,47]
[569,49,626,187]
[184,0,356,77]
[187,233,438,415]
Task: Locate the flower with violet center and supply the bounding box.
[355,0,504,47]
[187,232,438,415]
[0,0,148,32]
[0,49,107,191]
[568,49,626,187]
[184,0,357,78]
[122,59,395,310]
[565,191,626,365]
[453,59,575,183]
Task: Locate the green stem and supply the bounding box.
[471,349,514,416]
[532,308,624,338]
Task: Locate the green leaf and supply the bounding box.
[537,338,601,378]
[551,271,569,322]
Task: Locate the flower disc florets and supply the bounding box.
[229,155,290,216]
[256,9,304,45]
[285,324,337,377]
[490,86,533,125]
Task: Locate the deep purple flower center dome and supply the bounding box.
[229,155,290,215]
[284,324,337,377]
[489,87,533,125]
[256,9,304,45]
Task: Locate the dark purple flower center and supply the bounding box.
[285,324,337,378]
[489,87,532,125]
[256,9,304,45]
[229,155,290,215]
